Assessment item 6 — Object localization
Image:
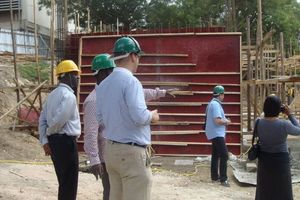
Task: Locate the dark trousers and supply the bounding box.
[48,134,79,200]
[101,163,110,200]
[255,151,293,200]
[211,137,228,182]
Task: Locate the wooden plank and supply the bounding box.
[152,121,202,125]
[192,91,240,95]
[79,101,240,106]
[151,141,241,146]
[147,102,202,106]
[151,121,241,126]
[80,81,241,87]
[151,130,200,135]
[135,72,240,76]
[154,153,207,157]
[146,102,240,106]
[79,112,241,117]
[81,63,196,68]
[139,63,196,67]
[81,72,240,76]
[141,81,240,87]
[82,53,189,57]
[142,53,188,57]
[158,113,241,117]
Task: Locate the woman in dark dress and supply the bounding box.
[255,95,300,200]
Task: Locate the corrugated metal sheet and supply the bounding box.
[0,0,20,12]
[77,31,242,156]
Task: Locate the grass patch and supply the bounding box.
[18,61,50,82]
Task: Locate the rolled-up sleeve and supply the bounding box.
[144,88,166,101]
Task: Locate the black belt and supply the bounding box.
[109,140,147,148]
[48,134,77,140]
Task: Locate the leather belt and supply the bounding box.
[109,140,147,148]
[48,133,77,140]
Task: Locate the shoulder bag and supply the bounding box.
[248,119,260,161]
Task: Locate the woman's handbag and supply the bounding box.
[248,119,260,161]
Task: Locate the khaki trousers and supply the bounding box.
[104,141,152,200]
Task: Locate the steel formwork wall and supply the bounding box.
[78,32,242,156]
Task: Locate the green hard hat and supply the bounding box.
[113,36,143,56]
[213,85,225,95]
[91,53,116,72]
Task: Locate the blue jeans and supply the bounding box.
[211,137,228,182]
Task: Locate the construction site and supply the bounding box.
[1,0,300,199]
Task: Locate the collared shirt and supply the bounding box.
[96,67,152,145]
[205,98,227,140]
[39,83,81,145]
[83,87,166,165]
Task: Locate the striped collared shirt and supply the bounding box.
[39,83,81,145]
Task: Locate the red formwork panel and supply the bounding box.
[77,32,242,156]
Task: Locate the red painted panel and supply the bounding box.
[77,32,242,155]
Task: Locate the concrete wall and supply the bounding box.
[21,0,50,32]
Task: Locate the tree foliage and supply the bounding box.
[38,0,300,52]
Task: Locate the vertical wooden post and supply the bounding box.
[74,14,77,34]
[232,0,237,32]
[10,0,20,103]
[33,0,42,110]
[279,32,285,103]
[50,0,55,85]
[100,20,103,33]
[63,0,68,51]
[280,32,284,75]
[77,13,80,33]
[117,18,119,35]
[87,8,90,33]
[246,17,252,131]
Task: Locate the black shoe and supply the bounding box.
[211,178,220,183]
[220,180,230,187]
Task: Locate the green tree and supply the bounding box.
[38,0,148,30]
[235,0,300,52]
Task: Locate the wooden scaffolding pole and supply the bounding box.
[64,0,68,51]
[280,32,285,102]
[10,0,20,103]
[50,0,55,85]
[246,17,252,130]
[33,0,42,110]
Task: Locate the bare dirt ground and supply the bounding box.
[1,58,300,199]
[1,129,300,200]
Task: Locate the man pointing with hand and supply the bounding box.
[96,36,159,200]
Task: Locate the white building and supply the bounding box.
[0,0,50,36]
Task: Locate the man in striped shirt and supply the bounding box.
[84,53,176,200]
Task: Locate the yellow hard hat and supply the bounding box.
[55,60,80,76]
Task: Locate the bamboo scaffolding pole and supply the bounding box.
[246,17,252,131]
[63,0,68,51]
[33,0,42,110]
[50,0,55,85]
[10,0,20,103]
